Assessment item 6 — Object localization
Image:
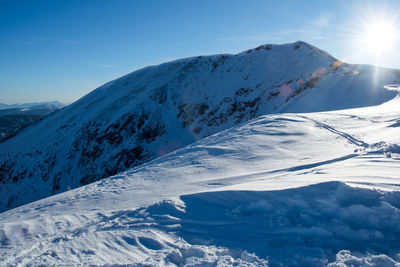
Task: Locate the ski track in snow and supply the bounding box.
[298,115,370,148]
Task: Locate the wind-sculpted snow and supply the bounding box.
[103,182,399,266]
[1,182,400,266]
[1,96,400,265]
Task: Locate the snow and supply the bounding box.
[1,42,400,266]
[329,250,400,267]
[1,93,400,265]
[2,41,399,212]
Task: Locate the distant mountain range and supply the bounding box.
[0,102,65,143]
[0,101,64,110]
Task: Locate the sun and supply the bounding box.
[362,20,398,53]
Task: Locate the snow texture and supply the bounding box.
[1,42,400,266]
[1,41,399,212]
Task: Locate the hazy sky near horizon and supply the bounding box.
[1,0,400,104]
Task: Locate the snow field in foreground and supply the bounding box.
[2,97,400,266]
[2,182,400,266]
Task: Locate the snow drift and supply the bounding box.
[3,182,400,266]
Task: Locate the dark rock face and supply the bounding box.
[71,110,165,185]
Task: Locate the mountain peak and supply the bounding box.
[243,41,337,64]
[0,42,398,211]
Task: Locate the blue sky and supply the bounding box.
[1,0,400,104]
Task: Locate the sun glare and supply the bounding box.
[345,5,400,68]
[363,21,397,53]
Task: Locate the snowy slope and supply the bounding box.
[1,41,399,212]
[1,93,400,266]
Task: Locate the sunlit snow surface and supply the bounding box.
[3,41,400,212]
[2,96,400,266]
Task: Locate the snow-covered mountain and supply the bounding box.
[1,92,400,265]
[0,41,399,213]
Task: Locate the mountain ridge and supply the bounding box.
[1,41,399,211]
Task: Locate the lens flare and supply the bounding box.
[342,3,400,68]
[362,21,397,53]
[279,84,292,97]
